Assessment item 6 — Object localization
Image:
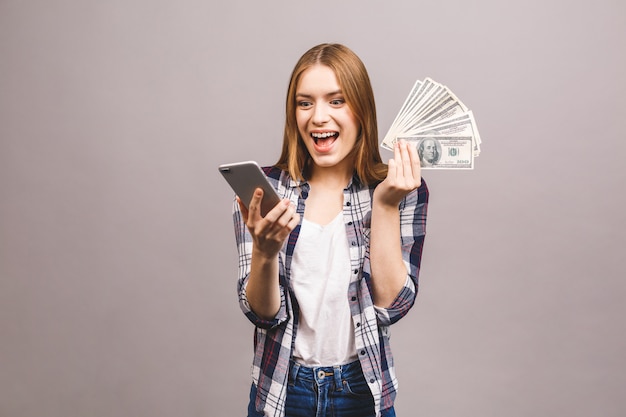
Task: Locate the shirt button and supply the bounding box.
[351,296,357,301]
[351,241,356,246]
[369,378,375,383]
[353,269,358,274]
[360,350,366,355]
[356,322,361,327]
[347,221,353,225]
[346,201,351,206]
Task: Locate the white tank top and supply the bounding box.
[291,211,358,366]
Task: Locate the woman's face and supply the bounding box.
[295,64,359,176]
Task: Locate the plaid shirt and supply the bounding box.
[234,166,428,417]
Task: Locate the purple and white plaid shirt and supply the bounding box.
[234,166,428,417]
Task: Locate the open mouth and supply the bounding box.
[311,131,338,148]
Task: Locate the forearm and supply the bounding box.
[235,189,299,322]
[369,201,409,308]
[245,248,282,320]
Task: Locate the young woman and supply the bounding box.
[233,43,429,417]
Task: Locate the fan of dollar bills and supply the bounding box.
[381,77,482,169]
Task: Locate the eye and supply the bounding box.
[330,98,345,106]
[297,100,313,108]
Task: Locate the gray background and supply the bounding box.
[1,0,625,416]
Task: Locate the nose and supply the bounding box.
[312,103,330,125]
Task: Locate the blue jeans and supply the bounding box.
[247,360,396,417]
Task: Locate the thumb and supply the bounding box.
[247,188,264,219]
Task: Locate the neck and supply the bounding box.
[308,164,353,190]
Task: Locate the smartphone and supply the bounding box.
[218,161,282,217]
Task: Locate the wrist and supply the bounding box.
[373,193,401,212]
[252,246,279,264]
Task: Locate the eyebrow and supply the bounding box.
[295,90,343,98]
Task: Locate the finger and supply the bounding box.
[387,157,397,183]
[271,211,300,244]
[399,140,413,179]
[281,210,300,234]
[274,202,297,228]
[394,141,404,178]
[247,188,264,219]
[263,198,292,224]
[236,196,249,222]
[263,203,297,243]
[407,143,422,185]
[287,212,301,230]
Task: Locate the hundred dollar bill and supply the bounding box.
[383,78,445,144]
[414,111,482,156]
[412,87,469,129]
[383,79,439,145]
[385,108,474,145]
[401,78,445,125]
[398,135,475,169]
[381,77,482,166]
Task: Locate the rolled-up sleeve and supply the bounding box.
[233,198,289,329]
[374,180,429,326]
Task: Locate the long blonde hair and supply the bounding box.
[275,43,387,184]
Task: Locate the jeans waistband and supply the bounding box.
[289,359,363,388]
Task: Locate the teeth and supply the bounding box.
[311,132,336,139]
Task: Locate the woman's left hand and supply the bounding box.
[374,139,422,207]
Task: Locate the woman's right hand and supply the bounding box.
[238,188,300,259]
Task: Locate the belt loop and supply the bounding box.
[289,362,300,387]
[333,365,343,391]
